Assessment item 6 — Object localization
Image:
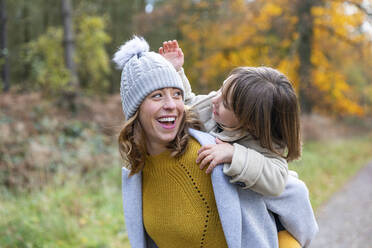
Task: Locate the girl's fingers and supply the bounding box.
[199,155,213,170]
[178,49,183,57]
[170,40,176,51]
[160,40,180,54]
[159,47,164,54]
[197,144,213,155]
[206,161,217,174]
[215,138,224,144]
[196,149,210,163]
[163,41,169,52]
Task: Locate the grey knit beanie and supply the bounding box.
[112,36,184,120]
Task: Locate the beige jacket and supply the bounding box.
[178,69,289,196]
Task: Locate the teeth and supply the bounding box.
[158,117,176,122]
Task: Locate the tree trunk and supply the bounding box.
[62,0,78,89]
[138,0,146,12]
[61,0,78,111]
[43,0,50,31]
[23,2,31,81]
[0,0,10,92]
[296,0,318,114]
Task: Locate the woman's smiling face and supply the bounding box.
[139,87,184,155]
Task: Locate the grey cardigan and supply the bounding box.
[121,128,318,248]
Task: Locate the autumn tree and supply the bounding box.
[142,0,372,116]
[309,0,371,115]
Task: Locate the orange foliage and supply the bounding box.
[146,0,372,116]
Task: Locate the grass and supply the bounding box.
[0,170,130,248]
[290,136,372,210]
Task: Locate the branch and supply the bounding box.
[315,23,363,48]
[344,1,372,18]
[332,0,372,19]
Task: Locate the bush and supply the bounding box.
[25,15,112,97]
[76,15,112,94]
[26,27,71,96]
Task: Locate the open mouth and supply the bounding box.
[157,116,176,129]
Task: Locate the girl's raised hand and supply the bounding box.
[159,40,184,71]
[196,138,234,174]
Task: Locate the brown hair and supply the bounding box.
[118,107,202,176]
[222,66,301,161]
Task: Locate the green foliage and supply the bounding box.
[25,15,111,97]
[26,27,72,96]
[76,15,112,94]
[62,120,89,138]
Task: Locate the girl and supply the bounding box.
[160,40,305,247]
[160,40,301,196]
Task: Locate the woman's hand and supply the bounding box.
[159,40,184,71]
[196,138,234,174]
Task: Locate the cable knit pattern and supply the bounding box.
[142,138,227,248]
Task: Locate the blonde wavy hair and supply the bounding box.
[118,107,202,176]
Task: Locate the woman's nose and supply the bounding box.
[163,97,176,109]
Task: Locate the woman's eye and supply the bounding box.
[174,91,182,97]
[151,93,162,98]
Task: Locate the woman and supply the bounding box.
[114,36,318,248]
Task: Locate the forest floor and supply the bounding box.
[310,161,372,248]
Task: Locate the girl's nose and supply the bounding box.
[212,91,221,105]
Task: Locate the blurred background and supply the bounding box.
[1,0,372,247]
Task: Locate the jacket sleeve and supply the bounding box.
[178,68,196,103]
[264,176,319,248]
[223,143,288,196]
[178,68,218,132]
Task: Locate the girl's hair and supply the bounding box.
[222,66,301,161]
[118,107,202,176]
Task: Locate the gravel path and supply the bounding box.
[310,162,372,248]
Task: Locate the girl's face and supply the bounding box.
[139,87,184,155]
[212,90,239,128]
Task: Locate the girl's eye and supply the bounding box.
[222,99,230,109]
[220,90,231,109]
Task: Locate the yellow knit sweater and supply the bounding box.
[142,138,228,248]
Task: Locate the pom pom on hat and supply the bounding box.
[112,35,150,69]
